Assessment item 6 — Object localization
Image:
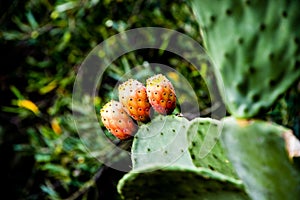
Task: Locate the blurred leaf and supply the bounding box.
[26,11,39,29]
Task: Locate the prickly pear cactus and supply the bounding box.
[187,118,238,178]
[118,166,249,200]
[221,117,300,200]
[190,0,300,118]
[118,116,250,199]
[131,115,193,170]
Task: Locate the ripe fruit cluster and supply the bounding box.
[100,74,177,140]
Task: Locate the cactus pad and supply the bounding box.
[221,117,300,200]
[118,165,249,200]
[191,0,300,118]
[131,115,193,170]
[187,118,238,178]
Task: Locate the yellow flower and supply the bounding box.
[167,72,179,82]
[17,99,40,115]
[51,118,62,135]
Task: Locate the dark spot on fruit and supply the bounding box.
[259,23,266,31]
[245,0,251,6]
[130,98,133,101]
[130,106,133,109]
[147,148,151,152]
[103,118,106,121]
[160,132,164,135]
[130,89,133,92]
[164,150,168,154]
[156,85,159,87]
[225,9,232,16]
[282,11,287,18]
[118,120,122,123]
[180,149,184,153]
[172,129,176,132]
[192,141,196,147]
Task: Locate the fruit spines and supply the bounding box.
[100,100,138,140]
[146,74,176,115]
[118,79,152,122]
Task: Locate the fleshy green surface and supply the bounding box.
[132,115,193,170]
[118,116,249,199]
[118,165,249,200]
[221,117,300,200]
[191,0,300,118]
[187,118,238,178]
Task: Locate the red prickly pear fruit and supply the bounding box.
[100,100,138,140]
[146,74,176,115]
[118,79,152,122]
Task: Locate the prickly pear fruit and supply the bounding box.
[146,74,176,115]
[100,100,138,140]
[190,0,300,118]
[118,79,152,122]
[221,117,300,200]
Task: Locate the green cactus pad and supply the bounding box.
[187,118,238,178]
[190,0,300,118]
[132,115,193,170]
[118,165,249,200]
[221,117,300,200]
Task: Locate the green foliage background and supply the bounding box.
[0,0,299,199]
